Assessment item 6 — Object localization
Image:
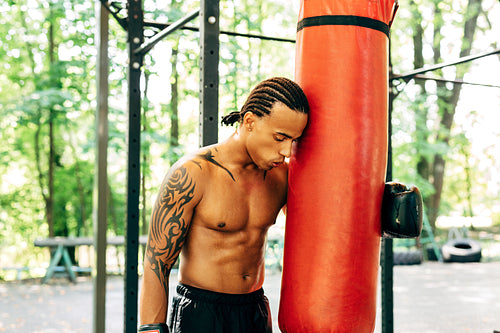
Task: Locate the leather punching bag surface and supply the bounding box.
[278,1,397,332]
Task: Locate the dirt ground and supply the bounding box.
[1,261,500,332]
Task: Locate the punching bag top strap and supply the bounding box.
[297,15,390,38]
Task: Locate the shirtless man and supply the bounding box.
[139,77,309,333]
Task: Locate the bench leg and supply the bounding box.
[62,246,77,283]
[42,245,77,283]
[43,245,64,283]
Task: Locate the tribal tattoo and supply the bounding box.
[146,166,195,292]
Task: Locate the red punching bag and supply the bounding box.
[279,1,397,332]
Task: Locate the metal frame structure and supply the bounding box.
[94,3,109,332]
[96,2,298,330]
[199,0,220,146]
[96,1,222,331]
[94,1,500,332]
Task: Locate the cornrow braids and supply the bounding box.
[220,77,309,126]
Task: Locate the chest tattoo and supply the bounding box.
[196,149,235,182]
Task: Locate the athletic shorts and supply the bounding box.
[168,283,272,333]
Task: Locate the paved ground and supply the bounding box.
[1,262,500,332]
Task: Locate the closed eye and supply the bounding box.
[274,135,285,142]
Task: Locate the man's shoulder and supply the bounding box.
[169,146,218,178]
[159,153,209,203]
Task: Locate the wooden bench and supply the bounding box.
[35,234,284,282]
[34,235,147,283]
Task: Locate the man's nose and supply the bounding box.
[280,142,292,158]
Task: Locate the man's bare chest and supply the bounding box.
[194,177,285,232]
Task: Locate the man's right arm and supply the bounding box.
[139,163,201,326]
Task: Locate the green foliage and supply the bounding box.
[390,0,500,228]
[0,0,98,268]
[3,0,496,273]
[218,0,296,118]
[0,0,300,272]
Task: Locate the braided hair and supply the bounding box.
[221,77,309,126]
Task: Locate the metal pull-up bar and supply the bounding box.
[134,9,200,57]
[391,48,500,81]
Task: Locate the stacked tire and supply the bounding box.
[393,251,423,265]
[441,239,482,263]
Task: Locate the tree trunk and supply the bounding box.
[410,0,436,225]
[43,3,57,237]
[462,144,474,218]
[48,114,55,237]
[426,0,482,228]
[68,133,87,236]
[410,0,482,229]
[74,160,87,236]
[34,110,53,237]
[410,0,430,181]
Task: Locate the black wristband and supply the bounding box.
[138,323,169,333]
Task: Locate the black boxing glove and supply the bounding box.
[381,182,423,239]
[139,323,169,333]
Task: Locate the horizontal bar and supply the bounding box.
[144,19,295,43]
[411,74,500,88]
[134,9,200,56]
[34,235,148,247]
[391,49,500,81]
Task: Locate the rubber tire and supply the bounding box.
[393,251,423,265]
[441,239,482,263]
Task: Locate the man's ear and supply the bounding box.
[242,112,255,132]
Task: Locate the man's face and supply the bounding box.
[246,102,308,170]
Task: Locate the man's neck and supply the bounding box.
[218,130,258,171]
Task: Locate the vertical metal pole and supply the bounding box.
[125,0,143,332]
[381,43,395,333]
[199,0,219,147]
[93,3,108,333]
[381,206,394,332]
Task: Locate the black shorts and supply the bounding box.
[168,283,272,333]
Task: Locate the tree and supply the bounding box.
[0,0,304,272]
[0,0,99,269]
[218,0,296,119]
[391,0,497,229]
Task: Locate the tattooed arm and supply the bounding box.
[139,162,202,325]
